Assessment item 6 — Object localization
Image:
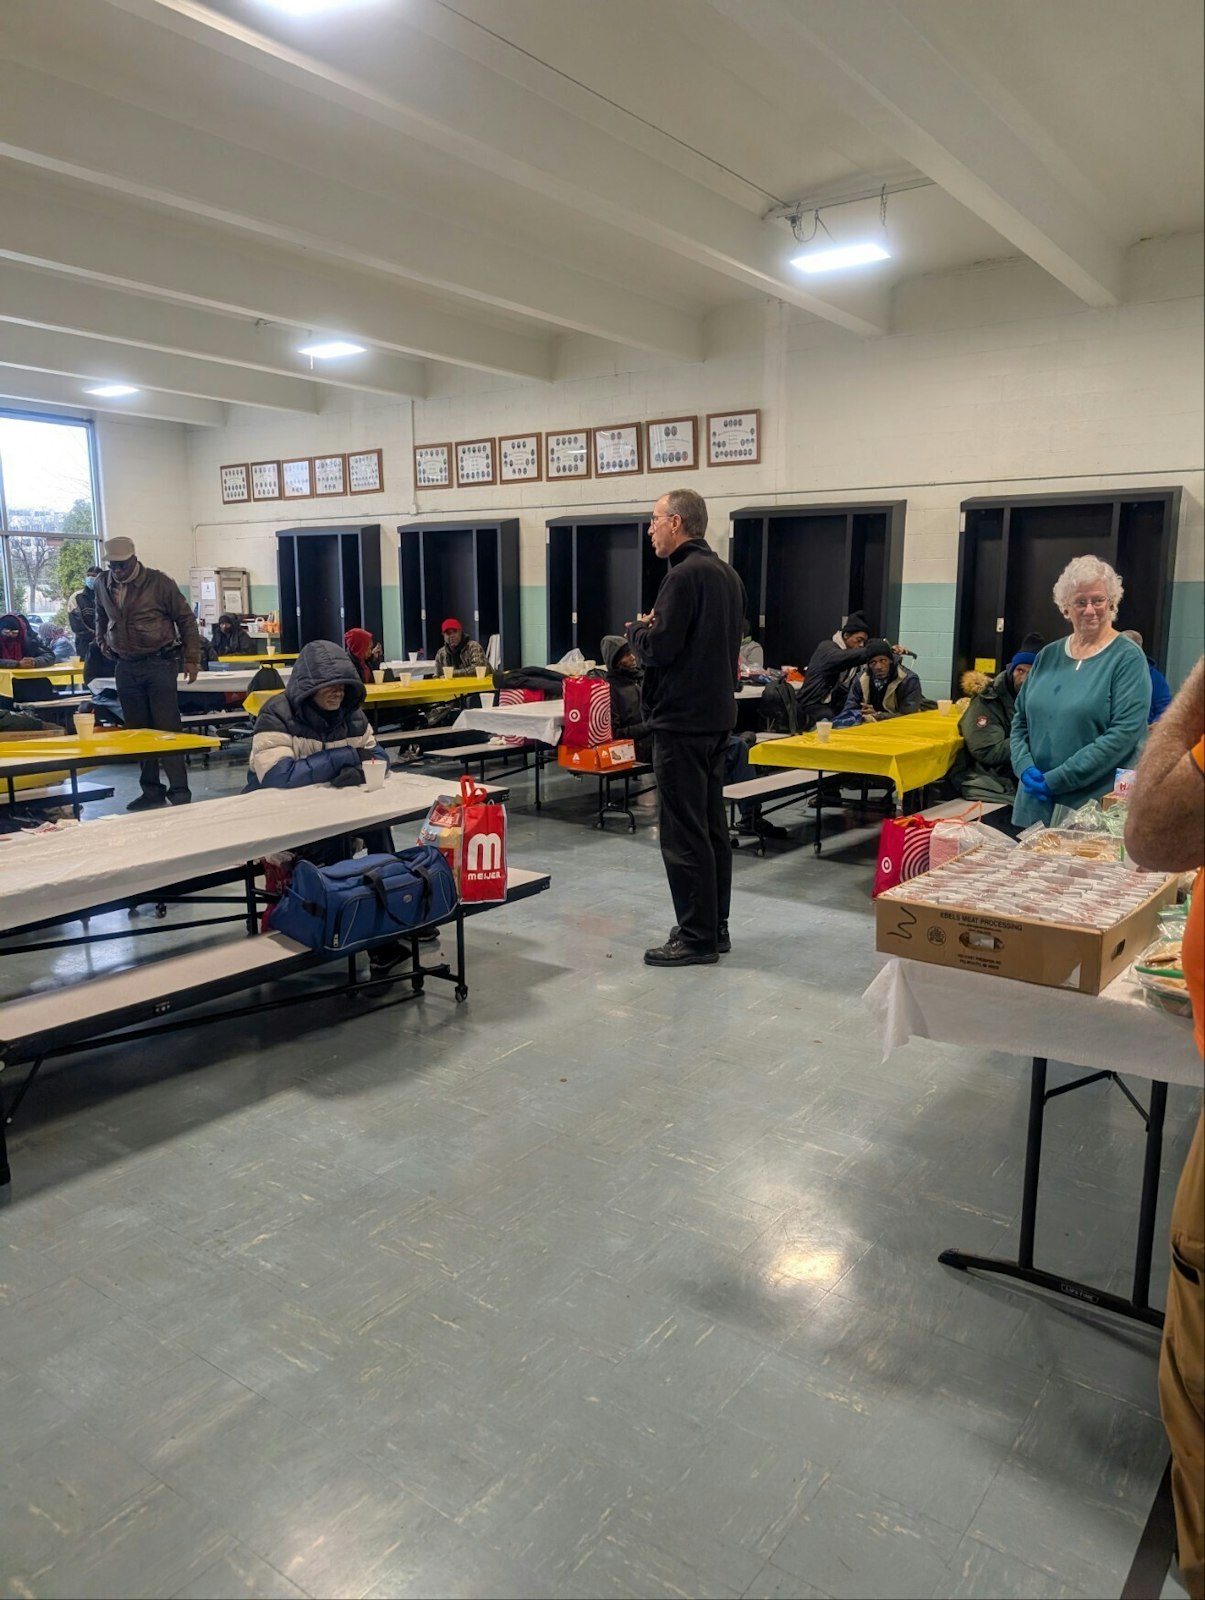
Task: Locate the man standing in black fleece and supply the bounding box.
[626,489,745,967]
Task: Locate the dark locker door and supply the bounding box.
[547,525,574,660]
[1002,502,1116,659]
[764,514,848,668]
[574,523,643,660]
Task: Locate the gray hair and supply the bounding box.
[1052,555,1123,614]
[1121,628,1143,648]
[664,488,708,539]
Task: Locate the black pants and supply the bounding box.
[114,655,189,800]
[653,729,731,952]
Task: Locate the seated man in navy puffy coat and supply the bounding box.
[247,639,428,971]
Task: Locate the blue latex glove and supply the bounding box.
[1020,766,1052,800]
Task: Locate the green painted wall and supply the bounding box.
[521,585,548,667]
[896,583,957,699]
[1167,582,1204,691]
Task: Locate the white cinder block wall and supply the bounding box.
[173,235,1204,692]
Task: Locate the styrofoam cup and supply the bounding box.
[362,758,386,792]
[938,698,952,713]
[372,669,384,683]
[475,664,488,678]
[815,720,832,743]
[443,665,455,678]
[73,712,96,739]
[408,651,420,661]
[398,672,412,686]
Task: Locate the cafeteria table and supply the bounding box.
[0,728,220,817]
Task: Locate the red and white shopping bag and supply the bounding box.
[418,775,507,903]
[497,686,544,745]
[872,815,938,898]
[561,676,612,748]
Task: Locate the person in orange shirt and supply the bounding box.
[1127,654,1205,1599]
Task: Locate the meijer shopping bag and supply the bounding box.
[561,676,613,748]
[872,814,937,898]
[418,775,508,902]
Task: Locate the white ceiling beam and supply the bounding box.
[709,0,1123,307]
[0,170,550,384]
[98,0,885,337]
[0,324,323,413]
[0,261,429,401]
[0,60,702,361]
[0,368,223,426]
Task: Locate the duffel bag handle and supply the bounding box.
[362,863,435,929]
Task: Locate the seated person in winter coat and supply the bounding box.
[0,613,54,670]
[1121,631,1173,724]
[344,627,384,685]
[834,639,924,728]
[738,621,764,671]
[210,613,256,658]
[797,611,879,726]
[247,639,386,793]
[601,634,653,761]
[957,651,1035,802]
[434,617,487,674]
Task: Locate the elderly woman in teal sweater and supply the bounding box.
[1010,555,1151,828]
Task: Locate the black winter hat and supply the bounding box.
[841,611,872,637]
[865,638,895,661]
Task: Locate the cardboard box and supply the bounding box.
[557,740,637,772]
[875,874,1177,994]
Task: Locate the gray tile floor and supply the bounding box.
[0,748,1197,1599]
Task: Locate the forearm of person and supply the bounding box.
[629,591,691,667]
[1125,658,1205,869]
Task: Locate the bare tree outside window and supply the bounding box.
[0,413,99,622]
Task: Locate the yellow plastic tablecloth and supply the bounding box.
[215,652,299,664]
[750,708,964,793]
[0,729,220,764]
[0,663,85,696]
[244,675,494,718]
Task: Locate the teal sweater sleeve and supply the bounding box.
[1044,643,1149,797]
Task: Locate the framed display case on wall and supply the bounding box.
[313,454,347,498]
[592,424,642,478]
[455,438,497,488]
[545,430,591,481]
[250,460,281,502]
[414,443,453,490]
[347,448,383,495]
[706,410,761,467]
[220,463,250,504]
[646,417,697,472]
[282,458,313,500]
[498,434,542,482]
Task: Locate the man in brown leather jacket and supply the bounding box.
[96,536,201,809]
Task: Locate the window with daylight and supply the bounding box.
[0,412,101,626]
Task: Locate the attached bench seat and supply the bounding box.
[724,768,822,855]
[0,781,114,809]
[0,866,551,1189]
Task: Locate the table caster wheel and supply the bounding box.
[154,904,167,919]
[455,985,468,1003]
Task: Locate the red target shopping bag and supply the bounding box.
[562,676,612,748]
[872,815,937,898]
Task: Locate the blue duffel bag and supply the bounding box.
[269,846,458,956]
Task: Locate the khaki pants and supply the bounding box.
[1161,1108,1205,1599]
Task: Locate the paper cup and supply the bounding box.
[398,672,412,686]
[73,712,96,739]
[815,721,832,744]
[443,665,455,678]
[408,651,420,662]
[372,669,384,684]
[937,698,952,714]
[475,664,488,678]
[363,759,386,792]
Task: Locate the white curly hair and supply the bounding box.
[1052,555,1123,615]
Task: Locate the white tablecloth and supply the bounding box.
[864,957,1203,1089]
[88,670,292,696]
[384,660,438,677]
[0,773,498,934]
[452,700,566,746]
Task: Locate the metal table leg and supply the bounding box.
[940,1056,1167,1330]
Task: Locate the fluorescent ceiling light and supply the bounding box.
[257,1,381,16]
[298,339,367,359]
[85,383,140,397]
[790,241,890,274]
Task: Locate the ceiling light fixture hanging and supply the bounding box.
[788,186,892,275]
[297,339,367,360]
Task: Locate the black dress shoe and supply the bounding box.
[644,937,718,967]
[739,818,789,840]
[126,792,168,811]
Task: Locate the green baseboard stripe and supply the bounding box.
[521,586,548,668]
[1167,582,1205,691]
